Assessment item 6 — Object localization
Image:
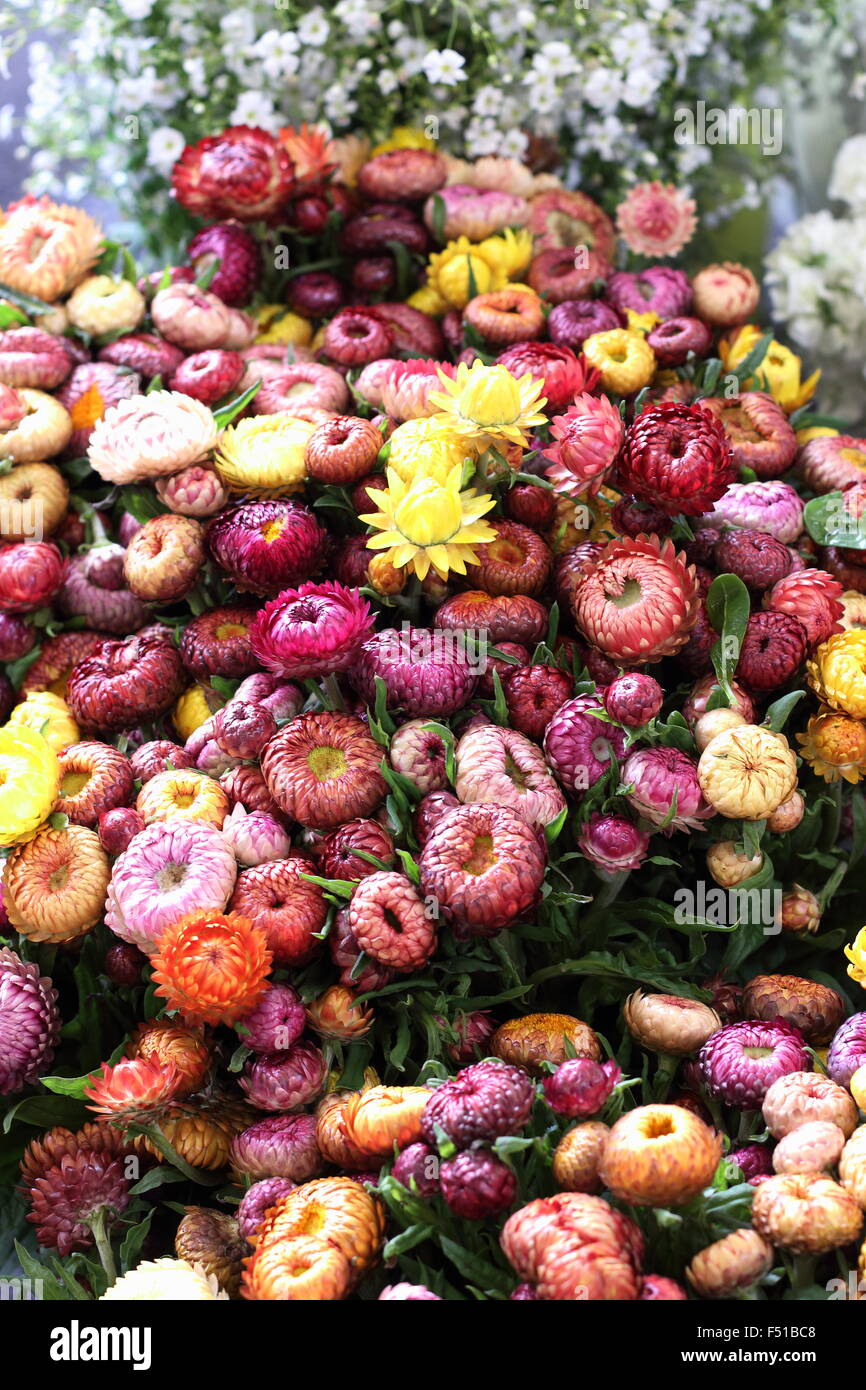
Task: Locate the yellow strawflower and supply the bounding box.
[430,360,548,449]
[582,329,657,396]
[100,1258,228,1301]
[5,691,79,754]
[254,305,312,347]
[215,414,315,495]
[372,126,436,155]
[0,725,61,845]
[808,630,866,720]
[386,417,474,486]
[720,325,820,413]
[796,710,866,784]
[845,927,866,989]
[173,685,218,741]
[361,464,496,581]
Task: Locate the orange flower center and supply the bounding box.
[215,621,248,640]
[70,384,106,430]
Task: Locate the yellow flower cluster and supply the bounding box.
[417,229,533,311]
[0,721,62,846]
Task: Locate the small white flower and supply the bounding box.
[117,0,154,19]
[829,135,866,214]
[230,90,278,130]
[146,125,185,174]
[298,8,330,47]
[422,48,467,87]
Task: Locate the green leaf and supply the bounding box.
[763,690,805,733]
[726,331,773,390]
[3,1093,89,1135]
[706,572,750,702]
[129,1166,188,1197]
[439,1236,513,1296]
[0,280,54,316]
[383,1223,435,1260]
[545,805,568,845]
[491,669,508,726]
[804,491,866,550]
[213,378,262,430]
[194,256,221,291]
[396,848,421,884]
[429,193,446,244]
[119,1209,155,1274]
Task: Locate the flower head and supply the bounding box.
[0,946,60,1095]
[571,534,701,665]
[88,391,219,485]
[430,360,547,448]
[720,325,820,413]
[0,197,102,301]
[84,1056,181,1124]
[698,724,798,821]
[385,417,473,486]
[623,746,713,833]
[152,910,272,1026]
[808,630,866,719]
[361,464,496,582]
[0,725,60,844]
[250,580,374,679]
[616,183,697,258]
[101,1257,228,1301]
[214,414,315,495]
[797,710,866,784]
[172,126,294,223]
[542,393,624,497]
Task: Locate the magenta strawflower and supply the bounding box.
[699,1020,810,1110]
[604,673,664,727]
[577,812,650,874]
[379,1283,442,1301]
[827,1012,866,1087]
[236,982,305,1054]
[622,746,713,833]
[728,1143,774,1182]
[440,1149,517,1220]
[239,1042,327,1112]
[207,499,328,597]
[229,1113,322,1182]
[422,1060,535,1148]
[0,947,60,1095]
[543,696,627,796]
[392,1141,441,1197]
[542,393,624,497]
[606,267,692,319]
[496,343,598,414]
[237,1177,297,1242]
[350,625,479,718]
[250,580,374,680]
[543,1059,621,1118]
[615,182,697,259]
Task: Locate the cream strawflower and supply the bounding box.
[88,391,220,485]
[697,724,797,821]
[100,1257,228,1301]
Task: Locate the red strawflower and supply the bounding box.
[604,672,664,726]
[571,534,701,665]
[172,126,295,222]
[230,857,327,967]
[350,625,479,718]
[250,580,373,680]
[66,632,185,733]
[419,803,546,936]
[765,569,844,647]
[261,712,386,830]
[207,499,328,597]
[392,1141,441,1196]
[318,818,394,882]
[84,1056,181,1124]
[0,541,65,613]
[21,1129,132,1256]
[504,664,573,741]
[714,528,792,591]
[617,402,736,516]
[736,611,807,691]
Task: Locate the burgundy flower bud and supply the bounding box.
[98,807,145,855]
[440,1148,517,1219]
[543,1058,621,1118]
[392,1141,441,1196]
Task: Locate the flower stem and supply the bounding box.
[736,1110,757,1142]
[790,1253,817,1293]
[89,1206,116,1289]
[652,1052,679,1102]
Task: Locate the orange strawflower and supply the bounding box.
[151,910,272,1026]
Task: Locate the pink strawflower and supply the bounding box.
[496,343,599,414]
[542,393,625,498]
[423,184,529,240]
[222,803,292,866]
[230,1114,322,1182]
[87,390,219,484]
[379,1283,442,1301]
[237,1177,297,1242]
[239,1042,327,1112]
[578,812,650,874]
[250,579,374,679]
[379,359,456,421]
[105,820,237,953]
[616,182,697,259]
[622,746,713,834]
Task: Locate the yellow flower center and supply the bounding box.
[308,745,347,781]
